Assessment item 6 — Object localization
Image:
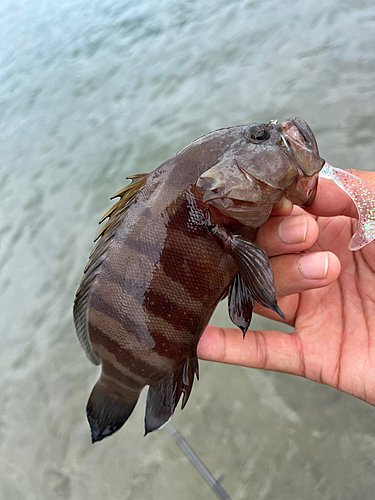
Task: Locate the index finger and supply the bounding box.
[197,325,304,376]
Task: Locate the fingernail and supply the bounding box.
[279,216,307,244]
[273,196,293,213]
[297,253,329,279]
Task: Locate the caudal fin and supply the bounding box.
[145,357,198,435]
[86,380,140,443]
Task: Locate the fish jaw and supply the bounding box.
[207,198,275,228]
[281,117,322,176]
[282,171,319,207]
[280,118,324,206]
[279,117,324,206]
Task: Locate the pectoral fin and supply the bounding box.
[228,273,254,338]
[211,226,284,319]
[228,235,284,318]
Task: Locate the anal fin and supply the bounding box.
[181,357,199,409]
[145,357,198,435]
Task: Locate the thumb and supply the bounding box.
[306,170,375,219]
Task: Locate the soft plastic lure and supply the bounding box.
[319,163,375,251]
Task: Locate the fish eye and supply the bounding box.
[245,125,270,143]
[253,128,269,141]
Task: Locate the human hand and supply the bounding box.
[198,170,375,406]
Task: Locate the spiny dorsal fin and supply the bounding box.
[73,173,149,365]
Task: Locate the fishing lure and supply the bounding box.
[319,163,375,250]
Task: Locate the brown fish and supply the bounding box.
[74,117,324,442]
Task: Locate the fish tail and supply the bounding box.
[86,376,141,443]
[145,356,198,435]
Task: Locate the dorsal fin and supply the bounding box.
[73,173,149,364]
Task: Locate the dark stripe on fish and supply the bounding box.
[101,360,146,393]
[89,321,169,381]
[90,292,194,360]
[100,262,150,298]
[144,288,203,334]
[159,244,220,302]
[90,291,148,341]
[165,199,210,239]
[101,257,205,312]
[113,233,163,259]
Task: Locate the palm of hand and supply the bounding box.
[290,216,375,404]
[199,173,375,406]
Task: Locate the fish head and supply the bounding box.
[197,117,324,226]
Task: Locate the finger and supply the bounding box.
[256,214,319,257]
[252,251,341,324]
[253,293,300,325]
[305,174,370,219]
[307,179,356,218]
[272,251,341,297]
[197,325,305,377]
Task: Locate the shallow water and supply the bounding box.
[1,0,375,499]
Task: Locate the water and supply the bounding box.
[1,0,375,498]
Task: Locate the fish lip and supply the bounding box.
[282,116,320,153]
[282,134,305,172]
[280,117,324,177]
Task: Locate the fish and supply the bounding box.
[73,117,324,442]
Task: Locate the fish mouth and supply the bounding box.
[279,117,325,206]
[281,117,324,177]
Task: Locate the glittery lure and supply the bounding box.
[319,163,375,251]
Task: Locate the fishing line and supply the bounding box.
[141,391,232,500]
[164,421,232,500]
